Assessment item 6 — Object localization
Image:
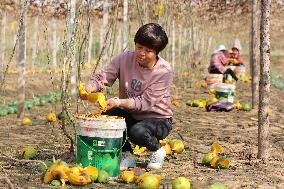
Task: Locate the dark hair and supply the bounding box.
[134,23,168,54]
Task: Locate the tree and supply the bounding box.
[17,0,28,119]
[122,0,128,50]
[0,11,6,80]
[258,0,271,159]
[250,0,259,109]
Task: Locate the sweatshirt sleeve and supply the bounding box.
[132,71,174,112]
[89,54,121,92]
[237,54,244,64]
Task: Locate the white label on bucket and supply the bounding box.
[98,141,105,146]
[88,151,93,160]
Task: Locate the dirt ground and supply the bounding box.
[0,58,284,189]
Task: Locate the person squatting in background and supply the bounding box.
[208,44,238,82]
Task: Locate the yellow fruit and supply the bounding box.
[79,82,88,100]
[87,92,107,112]
[199,101,207,109]
[202,152,217,166]
[47,112,57,122]
[68,166,91,185]
[21,146,37,160]
[82,166,98,181]
[211,143,224,154]
[207,98,218,106]
[201,83,208,88]
[192,100,200,107]
[133,145,147,156]
[169,139,184,154]
[120,170,136,184]
[208,89,216,95]
[22,117,32,126]
[172,177,191,189]
[136,173,161,189]
[234,102,242,110]
[172,99,179,107]
[162,143,172,155]
[216,157,230,169]
[210,156,219,168]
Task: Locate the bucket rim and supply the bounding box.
[77,114,125,121]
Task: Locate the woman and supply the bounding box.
[86,23,173,170]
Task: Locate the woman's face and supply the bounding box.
[135,43,157,68]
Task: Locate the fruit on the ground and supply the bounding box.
[211,143,224,154]
[216,157,230,169]
[192,100,201,107]
[169,139,184,154]
[136,173,161,189]
[234,102,242,110]
[133,145,147,156]
[208,182,228,189]
[120,170,136,184]
[57,111,68,121]
[207,98,218,106]
[186,100,193,106]
[172,177,191,189]
[50,180,61,186]
[97,170,109,183]
[82,166,98,182]
[202,152,217,166]
[162,143,172,155]
[22,117,32,126]
[47,112,57,122]
[242,103,251,112]
[68,166,91,185]
[208,89,216,95]
[44,160,70,186]
[21,146,37,160]
[210,156,219,169]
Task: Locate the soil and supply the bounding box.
[0,58,284,189]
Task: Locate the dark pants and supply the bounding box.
[209,67,238,81]
[102,108,172,153]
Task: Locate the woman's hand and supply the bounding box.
[107,97,121,110]
[85,82,97,93]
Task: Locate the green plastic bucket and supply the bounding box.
[215,83,236,103]
[76,115,126,178]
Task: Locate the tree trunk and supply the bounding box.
[51,17,57,69]
[31,16,38,71]
[0,11,6,79]
[100,0,109,68]
[69,0,77,96]
[250,0,259,109]
[122,0,128,51]
[258,0,271,159]
[17,0,27,119]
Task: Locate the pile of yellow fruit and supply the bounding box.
[120,170,191,189]
[133,139,185,156]
[201,143,230,169]
[43,159,108,186]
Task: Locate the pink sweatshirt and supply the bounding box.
[90,51,174,120]
[208,52,228,74]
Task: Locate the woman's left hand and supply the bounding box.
[107,97,120,110]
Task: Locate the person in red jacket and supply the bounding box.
[228,39,244,66]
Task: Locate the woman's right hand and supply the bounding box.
[85,82,97,93]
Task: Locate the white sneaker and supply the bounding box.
[120,151,136,171]
[147,147,166,169]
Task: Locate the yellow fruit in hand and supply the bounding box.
[79,83,88,100]
[22,117,32,126]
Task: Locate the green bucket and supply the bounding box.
[215,83,236,103]
[76,115,126,178]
